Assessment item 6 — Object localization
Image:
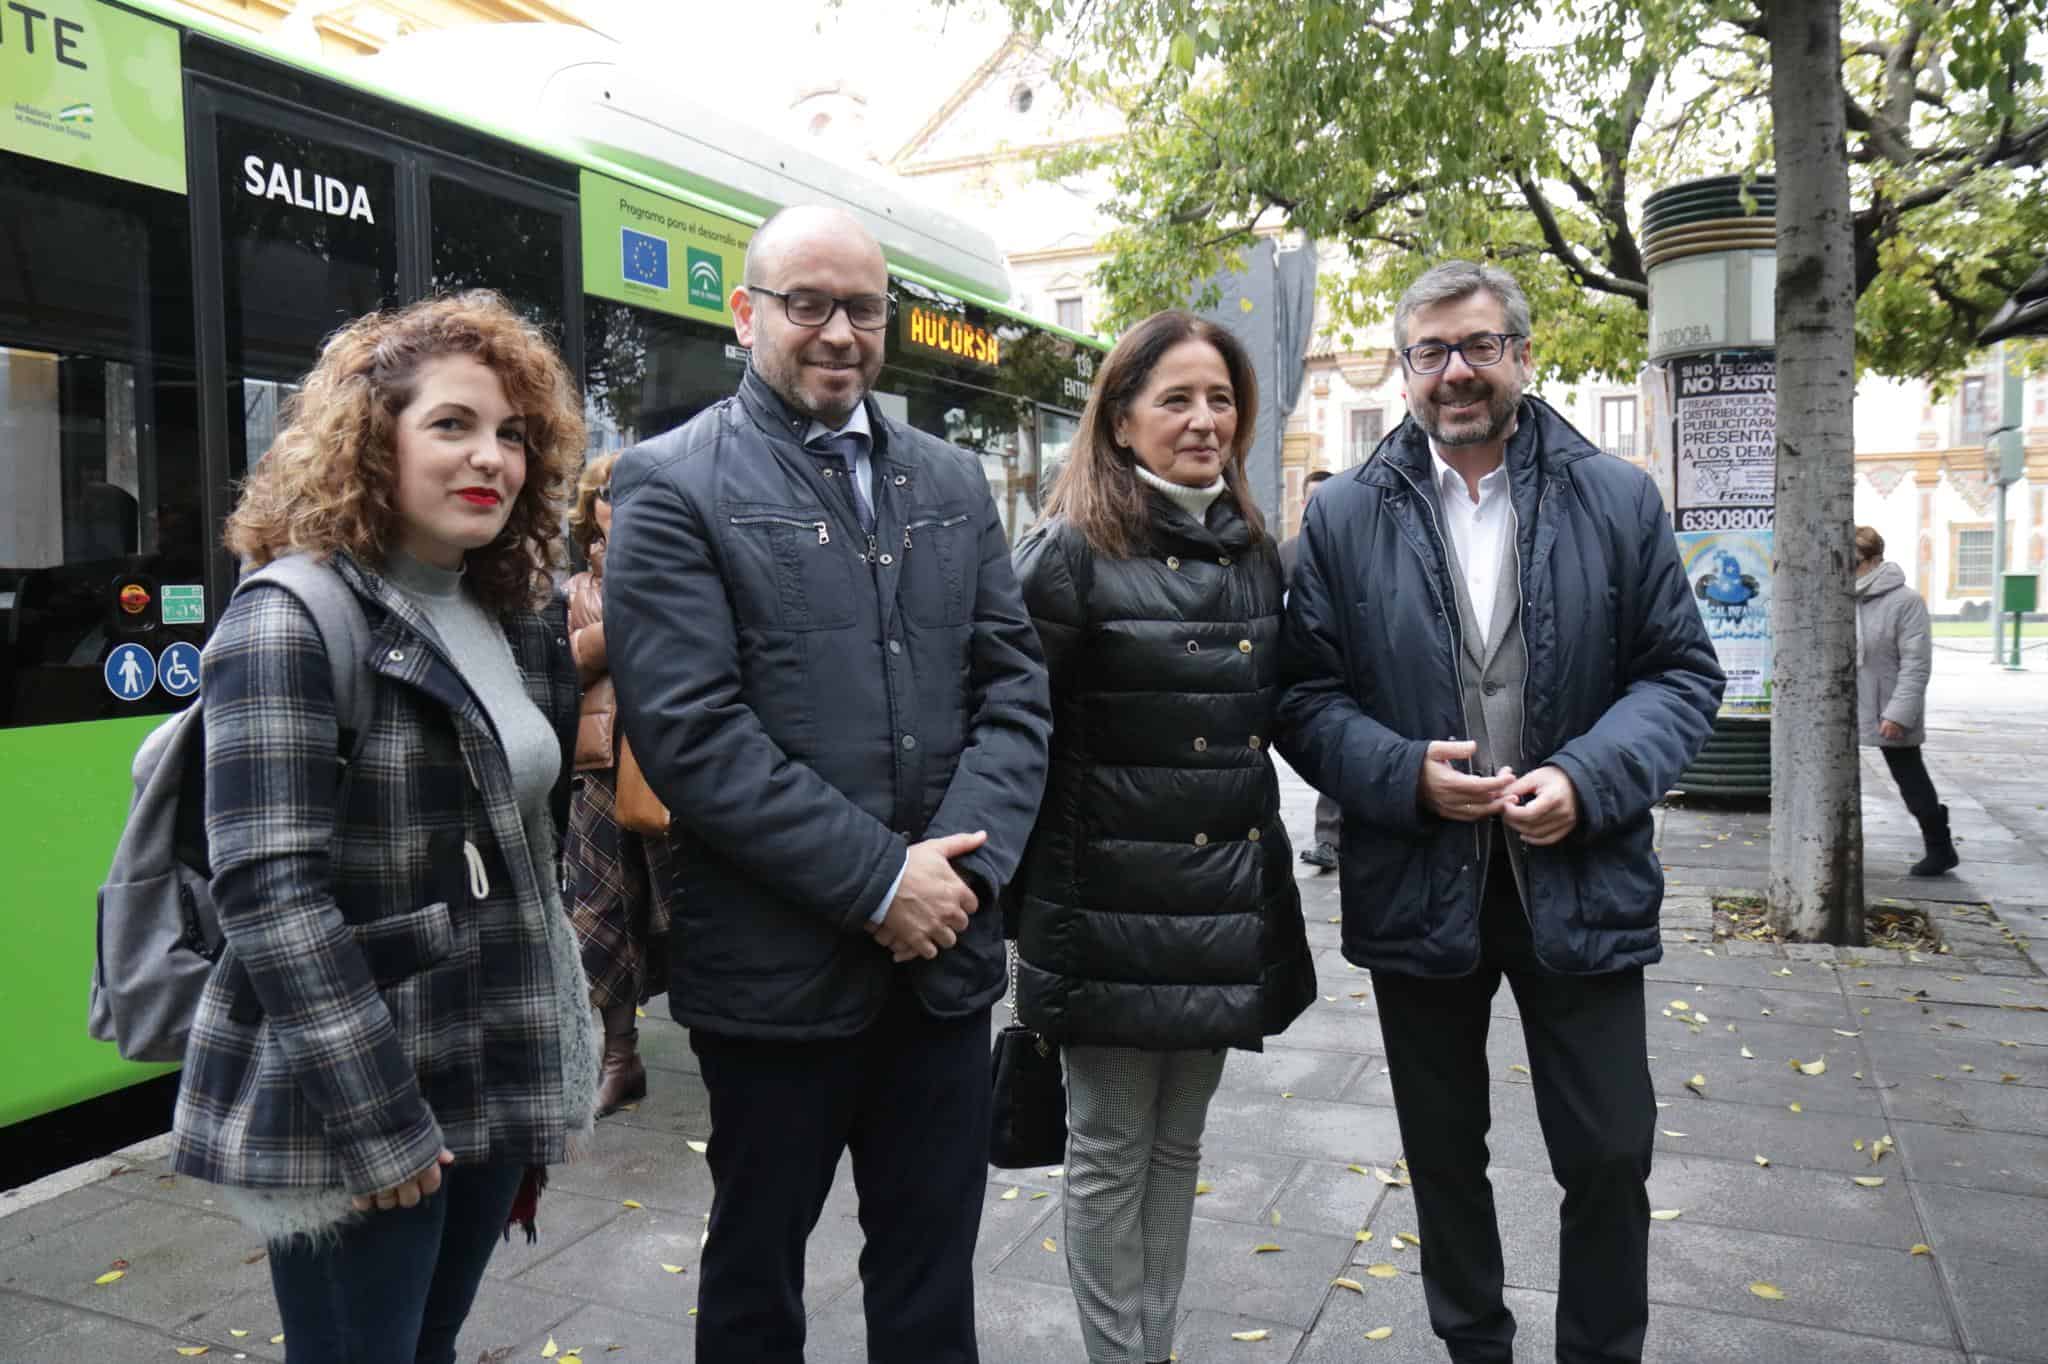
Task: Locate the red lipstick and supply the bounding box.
[456,488,501,506]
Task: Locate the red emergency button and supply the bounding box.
[119,583,152,615]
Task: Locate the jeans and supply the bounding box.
[1880,745,1943,822]
[267,1161,523,1364]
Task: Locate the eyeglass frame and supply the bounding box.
[746,285,898,332]
[594,484,612,504]
[1398,331,1527,376]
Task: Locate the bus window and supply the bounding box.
[0,156,200,729]
[582,299,746,454]
[428,173,572,347]
[215,114,400,471]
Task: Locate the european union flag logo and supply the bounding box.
[622,227,669,289]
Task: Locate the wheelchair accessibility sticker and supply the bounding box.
[158,642,202,698]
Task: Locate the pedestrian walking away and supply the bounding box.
[1010,310,1316,1364]
[1276,261,1724,1364]
[562,451,676,1116]
[1854,524,1958,877]
[1280,468,1341,871]
[168,293,598,1364]
[603,203,1052,1364]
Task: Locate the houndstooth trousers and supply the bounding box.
[1061,1044,1228,1364]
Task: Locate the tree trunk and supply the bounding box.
[1766,0,1864,943]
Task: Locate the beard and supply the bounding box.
[755,342,877,426]
[1416,378,1522,447]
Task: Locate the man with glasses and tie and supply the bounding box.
[604,204,1051,1363]
[1276,261,1722,1363]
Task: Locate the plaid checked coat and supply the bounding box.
[169,552,582,1196]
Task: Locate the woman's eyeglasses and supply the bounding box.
[595,485,613,504]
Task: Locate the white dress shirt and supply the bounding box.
[1430,443,1513,650]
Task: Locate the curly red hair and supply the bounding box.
[224,291,585,612]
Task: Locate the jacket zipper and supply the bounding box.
[1385,460,1487,885]
[1506,476,1553,963]
[903,512,969,549]
[730,512,830,545]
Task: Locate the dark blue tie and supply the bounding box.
[809,431,875,534]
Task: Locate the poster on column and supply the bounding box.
[1676,530,1774,716]
[1672,355,1776,533]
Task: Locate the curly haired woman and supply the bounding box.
[562,451,675,1114]
[169,292,599,1363]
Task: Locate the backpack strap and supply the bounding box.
[240,554,375,762]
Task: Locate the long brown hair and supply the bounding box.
[569,451,620,559]
[223,291,585,612]
[1042,310,1265,558]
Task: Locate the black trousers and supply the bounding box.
[1880,744,1943,823]
[1372,834,1654,1364]
[689,981,991,1364]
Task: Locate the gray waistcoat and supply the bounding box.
[1437,495,1531,906]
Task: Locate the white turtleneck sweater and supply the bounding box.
[1134,462,1227,521]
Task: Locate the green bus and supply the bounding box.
[0,0,1105,1140]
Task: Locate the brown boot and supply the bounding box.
[595,1004,647,1118]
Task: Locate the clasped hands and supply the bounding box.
[1418,740,1579,846]
[865,829,988,963]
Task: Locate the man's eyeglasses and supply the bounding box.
[1399,332,1525,376]
[748,286,896,332]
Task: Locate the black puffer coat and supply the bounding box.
[1009,493,1316,1051]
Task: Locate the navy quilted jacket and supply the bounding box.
[1276,399,1724,977]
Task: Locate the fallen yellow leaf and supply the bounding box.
[1788,1103,1803,1113]
[1685,1073,1707,1095]
[621,1199,643,1209]
[1046,1166,1065,1178]
[685,1140,708,1154]
[1853,1176,1886,1187]
[176,1350,209,1358]
[1508,1063,1530,1075]
[1195,1181,1214,1195]
[1000,1187,1019,1200]
[1356,1230,1374,1242]
[1754,1154,1771,1167]
[1650,1209,1683,1221]
[1365,1326,1394,1341]
[1740,1046,1756,1059]
[1230,1330,1271,1342]
[1395,1232,1421,1247]
[1661,1130,1689,1138]
[1911,1243,1933,1255]
[1833,1029,1862,1038]
[1365,1263,1399,1278]
[92,1269,125,1286]
[1331,1277,1364,1293]
[229,1331,249,1338]
[271,1336,285,1346]
[1853,1139,1865,1152]
[660,1263,684,1274]
[1797,1058,1826,1076]
[544,1338,560,1359]
[1031,1191,1050,1200]
[1042,1237,1057,1252]
[1346,1163,1371,1176]
[1252,1242,1284,1253]
[1749,1281,1786,1300]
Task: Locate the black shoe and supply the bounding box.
[1910,804,1960,877]
[1300,841,1338,871]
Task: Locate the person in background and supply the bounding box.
[1278,260,1723,1364]
[1011,309,1316,1364]
[172,292,596,1363]
[563,451,675,1114]
[1854,525,1957,876]
[604,205,1051,1363]
[1279,467,1340,870]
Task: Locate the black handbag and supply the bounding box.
[989,944,1068,1169]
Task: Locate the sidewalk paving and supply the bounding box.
[3,653,2043,1362]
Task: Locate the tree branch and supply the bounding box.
[1514,176,1649,302]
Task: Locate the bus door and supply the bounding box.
[188,83,579,602]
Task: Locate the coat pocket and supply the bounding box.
[901,508,975,627]
[351,900,457,985]
[722,503,857,631]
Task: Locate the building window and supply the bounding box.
[1951,523,1999,594]
[1600,395,1638,460]
[1958,375,1987,445]
[1347,407,1385,463]
[1055,297,1084,332]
